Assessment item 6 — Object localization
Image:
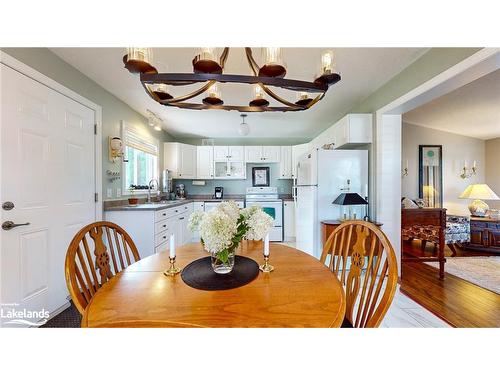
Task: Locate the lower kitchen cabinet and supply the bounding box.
[105,202,194,258]
[283,200,295,242]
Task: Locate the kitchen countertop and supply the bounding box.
[104,194,293,211]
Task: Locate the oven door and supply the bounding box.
[246,201,283,227]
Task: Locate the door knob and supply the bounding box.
[2,221,30,230]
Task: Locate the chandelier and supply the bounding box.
[123,48,341,113]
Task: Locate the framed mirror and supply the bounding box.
[418,145,443,207]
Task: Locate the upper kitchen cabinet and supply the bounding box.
[196,146,214,179]
[213,145,245,162]
[245,146,280,163]
[164,142,197,179]
[279,146,292,179]
[291,143,309,179]
[333,114,372,149]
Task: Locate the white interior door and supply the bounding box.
[1,64,96,326]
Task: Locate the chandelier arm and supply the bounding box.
[305,92,326,108]
[244,48,320,108]
[244,47,260,76]
[219,48,230,69]
[142,80,216,104]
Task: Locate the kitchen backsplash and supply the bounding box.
[174,163,293,196]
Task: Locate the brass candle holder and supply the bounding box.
[163,256,181,276]
[259,254,274,273]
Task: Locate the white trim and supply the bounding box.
[378,48,500,115]
[373,47,500,276]
[0,51,103,220]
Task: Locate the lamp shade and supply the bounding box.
[459,184,500,200]
[332,193,368,205]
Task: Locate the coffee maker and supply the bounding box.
[176,184,187,200]
[214,186,224,199]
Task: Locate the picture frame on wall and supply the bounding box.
[252,167,270,187]
[418,145,443,208]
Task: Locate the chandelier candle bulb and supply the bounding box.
[321,50,334,74]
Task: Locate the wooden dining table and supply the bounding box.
[81,241,346,328]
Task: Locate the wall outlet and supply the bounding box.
[116,188,121,198]
[192,180,206,186]
[106,188,113,198]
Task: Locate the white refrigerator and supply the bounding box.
[294,149,369,259]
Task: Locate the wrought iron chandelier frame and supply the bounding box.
[124,47,341,112]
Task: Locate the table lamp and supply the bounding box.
[332,192,368,221]
[459,183,499,217]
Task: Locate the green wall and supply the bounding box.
[174,163,293,196]
[1,48,175,200]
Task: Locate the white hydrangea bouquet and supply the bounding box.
[188,201,273,274]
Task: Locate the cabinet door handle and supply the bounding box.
[162,224,167,228]
[163,236,167,239]
[179,217,184,220]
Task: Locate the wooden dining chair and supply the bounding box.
[65,221,141,315]
[320,221,398,328]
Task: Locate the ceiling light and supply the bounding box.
[249,85,269,107]
[202,82,223,105]
[295,92,313,106]
[259,47,286,78]
[123,47,341,113]
[238,114,250,136]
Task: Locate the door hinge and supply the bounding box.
[95,193,98,202]
[94,123,97,135]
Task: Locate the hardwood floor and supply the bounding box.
[403,239,495,258]
[400,261,500,327]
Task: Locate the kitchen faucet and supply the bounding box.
[147,179,159,203]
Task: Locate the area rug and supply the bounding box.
[426,257,500,294]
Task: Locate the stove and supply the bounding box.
[245,187,283,241]
[245,187,280,202]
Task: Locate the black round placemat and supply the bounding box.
[181,256,259,291]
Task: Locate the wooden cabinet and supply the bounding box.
[279,146,292,179]
[291,143,309,179]
[283,200,295,241]
[468,217,500,253]
[196,146,214,179]
[164,142,197,179]
[245,146,280,163]
[333,114,372,149]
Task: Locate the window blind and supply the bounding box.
[122,123,159,155]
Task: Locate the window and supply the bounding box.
[122,122,159,193]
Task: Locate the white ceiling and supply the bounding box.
[51,47,427,139]
[403,68,500,140]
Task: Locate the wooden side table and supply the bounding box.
[467,216,500,253]
[321,220,383,250]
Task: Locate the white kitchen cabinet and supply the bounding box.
[196,146,214,179]
[279,146,292,179]
[291,143,309,179]
[333,114,372,149]
[191,202,205,241]
[283,200,295,241]
[214,161,246,179]
[228,146,245,161]
[213,146,244,162]
[245,145,280,163]
[105,202,194,257]
[164,142,197,179]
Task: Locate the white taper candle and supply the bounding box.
[169,233,175,258]
[264,233,270,256]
